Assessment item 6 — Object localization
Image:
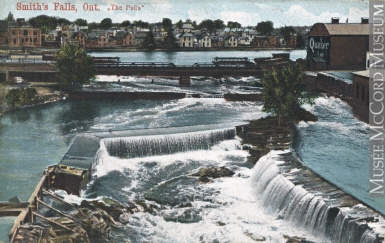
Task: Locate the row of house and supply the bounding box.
[175,23,297,48]
[0,19,299,49]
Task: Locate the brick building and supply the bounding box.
[306,18,369,71]
[0,19,42,47]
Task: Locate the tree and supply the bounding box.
[141,30,156,50]
[176,20,183,29]
[296,33,305,48]
[256,21,274,36]
[55,44,95,90]
[261,63,314,126]
[199,19,215,33]
[100,18,112,29]
[6,88,38,108]
[88,22,99,31]
[162,18,172,31]
[133,20,149,29]
[162,28,179,50]
[280,26,296,44]
[121,20,131,27]
[57,18,71,25]
[75,18,87,26]
[214,19,225,31]
[28,15,58,34]
[227,21,241,28]
[6,11,14,21]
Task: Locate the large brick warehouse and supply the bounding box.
[306,18,369,71]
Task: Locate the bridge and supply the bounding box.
[94,62,264,86]
[0,57,265,86]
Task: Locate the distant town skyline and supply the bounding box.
[1,0,369,27]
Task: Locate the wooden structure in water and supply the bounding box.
[1,165,89,242]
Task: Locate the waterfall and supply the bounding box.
[253,153,380,243]
[103,128,236,158]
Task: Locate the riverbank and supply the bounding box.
[0,46,302,54]
[0,82,64,117]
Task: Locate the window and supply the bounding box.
[13,38,16,44]
[34,38,37,43]
[21,38,24,43]
[24,30,28,36]
[33,31,37,35]
[12,30,15,35]
[5,39,8,44]
[30,38,32,43]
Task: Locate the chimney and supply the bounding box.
[361,17,369,24]
[331,17,340,24]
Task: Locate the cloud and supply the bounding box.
[220,11,260,26]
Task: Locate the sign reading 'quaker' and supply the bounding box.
[307,36,330,61]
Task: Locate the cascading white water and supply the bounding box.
[252,152,379,243]
[103,128,236,158]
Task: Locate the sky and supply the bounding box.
[0,0,369,27]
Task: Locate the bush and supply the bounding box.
[6,88,38,108]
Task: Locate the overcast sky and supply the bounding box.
[0,0,369,27]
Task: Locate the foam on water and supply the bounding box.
[87,136,331,242]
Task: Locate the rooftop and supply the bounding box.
[323,23,369,35]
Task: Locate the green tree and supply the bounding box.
[6,11,14,21]
[100,18,112,29]
[55,44,95,90]
[261,63,314,126]
[280,26,296,44]
[176,20,183,29]
[141,30,156,50]
[57,17,71,25]
[28,15,58,34]
[256,21,274,36]
[162,28,179,49]
[88,22,99,31]
[227,21,241,28]
[75,18,87,26]
[214,19,225,33]
[199,19,215,33]
[6,88,38,108]
[296,33,305,48]
[133,20,149,29]
[121,20,131,27]
[162,18,172,31]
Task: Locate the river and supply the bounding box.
[0,50,381,242]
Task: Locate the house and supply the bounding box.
[306,17,369,70]
[86,31,107,47]
[197,33,211,48]
[111,31,133,46]
[223,35,237,47]
[181,23,194,33]
[251,35,277,48]
[211,36,222,47]
[133,31,148,46]
[237,37,248,46]
[0,19,42,47]
[70,31,87,46]
[178,32,194,47]
[56,23,87,33]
